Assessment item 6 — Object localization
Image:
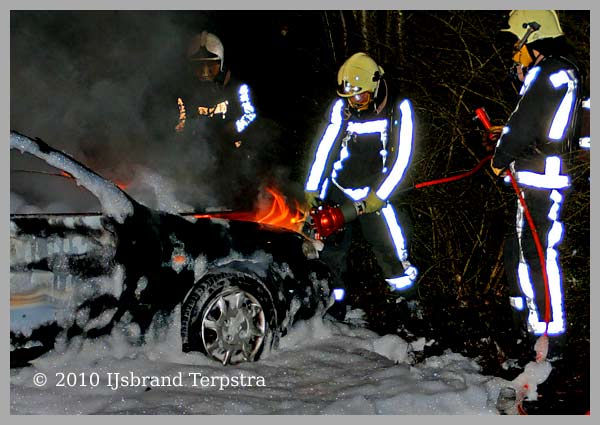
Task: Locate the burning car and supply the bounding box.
[10,131,333,366]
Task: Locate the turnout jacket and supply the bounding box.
[492,56,581,181]
[305,96,415,202]
[175,75,257,145]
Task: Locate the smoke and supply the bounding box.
[10,11,307,215]
[10,12,233,212]
[11,11,302,213]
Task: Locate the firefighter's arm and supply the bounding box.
[234,83,257,135]
[175,97,186,133]
[304,99,345,194]
[373,99,414,202]
[490,143,512,177]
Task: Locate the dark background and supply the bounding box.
[10,10,590,414]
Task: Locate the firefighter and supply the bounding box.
[489,11,583,362]
[304,52,418,317]
[175,31,258,208]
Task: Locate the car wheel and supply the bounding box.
[181,272,276,365]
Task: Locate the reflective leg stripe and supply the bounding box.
[515,189,567,336]
[545,189,567,335]
[380,204,418,290]
[305,99,344,191]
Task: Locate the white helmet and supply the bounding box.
[187,31,224,71]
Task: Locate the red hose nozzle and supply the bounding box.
[474,107,493,130]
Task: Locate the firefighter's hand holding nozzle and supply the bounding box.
[486,125,504,142]
[304,191,321,210]
[363,191,385,214]
[482,125,504,152]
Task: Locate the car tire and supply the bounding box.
[181,272,276,365]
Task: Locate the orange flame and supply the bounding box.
[172,254,187,264]
[194,187,306,232]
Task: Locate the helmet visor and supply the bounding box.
[337,81,363,97]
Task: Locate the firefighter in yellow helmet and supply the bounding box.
[174,31,258,209]
[304,52,418,318]
[489,14,585,409]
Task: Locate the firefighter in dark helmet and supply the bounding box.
[304,52,418,318]
[489,10,585,367]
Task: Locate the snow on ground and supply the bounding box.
[10,309,515,415]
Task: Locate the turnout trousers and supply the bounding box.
[504,185,568,338]
[321,185,418,294]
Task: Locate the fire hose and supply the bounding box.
[306,154,493,240]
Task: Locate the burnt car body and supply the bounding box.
[10,131,333,366]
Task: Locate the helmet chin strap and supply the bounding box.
[374,79,387,115]
[509,22,541,82]
[515,21,541,53]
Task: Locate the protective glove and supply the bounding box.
[486,125,504,142]
[363,191,386,214]
[304,191,321,209]
[482,125,504,152]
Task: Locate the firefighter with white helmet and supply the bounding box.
[176,31,256,138]
[490,11,584,385]
[186,31,225,82]
[304,52,419,317]
[175,31,258,208]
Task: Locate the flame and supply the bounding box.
[172,254,187,264]
[115,181,128,190]
[194,187,307,232]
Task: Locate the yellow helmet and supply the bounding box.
[503,10,563,43]
[337,52,384,97]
